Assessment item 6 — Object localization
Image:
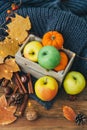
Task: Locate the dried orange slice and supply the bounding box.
[63,106,76,121]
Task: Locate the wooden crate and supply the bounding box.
[15,34,75,87]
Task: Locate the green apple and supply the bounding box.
[34,76,59,101]
[23,41,43,62]
[38,45,61,69]
[63,71,86,95]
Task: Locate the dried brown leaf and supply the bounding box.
[63,106,76,121]
[0,95,7,107]
[0,95,17,125]
[0,37,19,63]
[0,56,4,64]
[0,58,20,80]
[7,13,31,44]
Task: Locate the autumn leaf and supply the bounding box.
[7,13,31,44]
[0,13,31,62]
[0,95,17,125]
[0,56,4,64]
[63,106,76,121]
[0,37,19,63]
[0,58,20,80]
[0,95,7,107]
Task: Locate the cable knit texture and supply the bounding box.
[0,0,87,108]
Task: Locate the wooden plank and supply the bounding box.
[0,85,87,129]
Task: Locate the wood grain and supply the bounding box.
[0,86,87,130]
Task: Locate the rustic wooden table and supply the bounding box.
[0,85,87,130]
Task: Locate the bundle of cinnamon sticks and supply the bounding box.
[2,71,34,117]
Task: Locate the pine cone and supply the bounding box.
[75,113,87,125]
[11,93,24,105]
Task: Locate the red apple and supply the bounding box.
[34,76,59,101]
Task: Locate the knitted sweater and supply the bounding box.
[0,0,87,77]
[0,0,87,108]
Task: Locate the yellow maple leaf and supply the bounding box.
[0,37,19,63]
[7,13,31,44]
[0,56,4,64]
[0,58,20,80]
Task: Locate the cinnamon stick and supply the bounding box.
[27,73,34,94]
[15,94,28,117]
[13,85,19,94]
[15,76,24,94]
[7,85,18,106]
[14,72,27,94]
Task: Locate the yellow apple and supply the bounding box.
[23,41,43,62]
[34,76,59,101]
[63,71,86,95]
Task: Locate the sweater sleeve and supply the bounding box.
[61,0,87,16]
[9,0,87,16]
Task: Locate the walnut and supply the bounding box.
[26,110,38,121]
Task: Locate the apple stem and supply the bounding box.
[44,78,48,85]
[29,52,35,55]
[43,52,47,56]
[73,77,77,80]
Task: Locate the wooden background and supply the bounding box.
[0,84,87,130]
